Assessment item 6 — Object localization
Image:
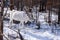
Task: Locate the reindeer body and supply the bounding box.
[9,10,30,29]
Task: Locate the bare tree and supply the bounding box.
[20,0,24,11]
[58,5,60,24]
[0,0,4,40]
[10,0,14,10]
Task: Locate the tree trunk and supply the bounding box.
[20,0,23,11]
[0,16,3,40]
[16,0,19,10]
[48,8,51,25]
[10,0,14,10]
[0,0,4,40]
[58,6,60,24]
[39,1,42,12]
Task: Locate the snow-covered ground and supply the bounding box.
[3,8,60,40]
[3,23,60,40]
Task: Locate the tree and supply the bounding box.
[10,0,14,10]
[0,0,4,40]
[58,5,60,24]
[20,0,24,11]
[39,0,47,12]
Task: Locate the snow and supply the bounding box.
[3,8,60,40]
[51,14,58,22]
[3,19,60,40]
[3,26,60,40]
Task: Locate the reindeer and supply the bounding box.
[9,10,30,29]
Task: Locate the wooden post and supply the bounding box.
[0,0,4,40]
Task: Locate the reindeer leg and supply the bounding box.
[18,21,23,30]
[9,20,12,28]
